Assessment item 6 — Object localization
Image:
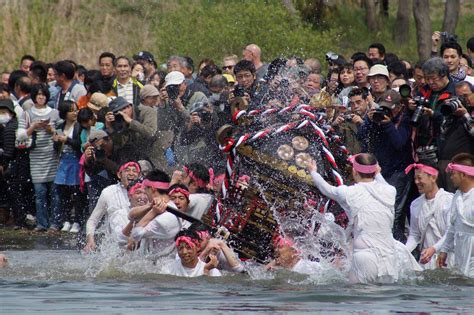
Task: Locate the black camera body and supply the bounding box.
[166,84,180,101]
[440,97,465,116]
[372,107,392,124]
[410,96,431,127]
[234,85,245,98]
[94,147,106,160]
[112,112,126,132]
[440,32,458,45]
[343,113,354,122]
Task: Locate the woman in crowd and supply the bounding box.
[17,83,61,232]
[53,100,85,233]
[307,153,421,283]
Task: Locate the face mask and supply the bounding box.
[137,72,145,81]
[392,87,400,93]
[210,93,221,103]
[0,113,12,125]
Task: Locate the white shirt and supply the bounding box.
[117,79,134,105]
[86,183,130,236]
[164,257,221,277]
[130,201,182,257]
[441,188,474,277]
[292,259,323,275]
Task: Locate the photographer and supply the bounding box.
[105,96,155,163]
[411,58,456,162]
[230,60,267,110]
[83,129,117,211]
[179,100,220,168]
[332,87,369,154]
[357,90,413,242]
[209,74,232,126]
[437,82,474,191]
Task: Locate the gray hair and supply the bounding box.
[455,80,473,92]
[422,57,449,78]
[167,55,187,68]
[209,74,227,90]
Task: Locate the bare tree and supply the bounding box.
[364,0,378,30]
[442,0,460,34]
[394,0,410,45]
[413,0,432,60]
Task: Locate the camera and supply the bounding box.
[416,145,438,164]
[440,97,464,116]
[112,112,126,132]
[440,32,458,45]
[325,51,339,62]
[343,113,354,122]
[190,101,212,123]
[410,96,431,127]
[166,84,180,101]
[399,84,412,99]
[234,85,245,98]
[372,107,392,124]
[94,146,106,160]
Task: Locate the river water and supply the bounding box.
[1,248,474,314]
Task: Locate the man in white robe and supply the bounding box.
[83,161,141,253]
[437,154,474,277]
[307,153,421,284]
[404,163,454,269]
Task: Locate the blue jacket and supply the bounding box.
[357,109,413,178]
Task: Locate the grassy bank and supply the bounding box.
[0,0,472,71]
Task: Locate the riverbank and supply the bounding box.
[0,227,79,251]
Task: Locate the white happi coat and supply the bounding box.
[406,189,454,270]
[130,201,182,258]
[440,188,474,278]
[310,171,422,284]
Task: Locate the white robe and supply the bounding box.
[310,171,422,284]
[406,189,454,270]
[85,183,130,236]
[291,259,323,275]
[440,188,474,277]
[164,257,221,277]
[130,201,182,258]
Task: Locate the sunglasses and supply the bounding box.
[222,65,234,70]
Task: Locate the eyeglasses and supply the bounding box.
[354,67,368,72]
[222,65,234,70]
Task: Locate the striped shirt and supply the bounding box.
[117,79,134,105]
[17,106,60,183]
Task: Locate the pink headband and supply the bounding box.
[405,163,439,176]
[175,236,199,248]
[128,182,145,195]
[445,163,474,176]
[143,179,170,190]
[273,235,294,248]
[118,162,141,174]
[169,187,190,200]
[183,166,207,188]
[348,154,378,174]
[196,230,210,240]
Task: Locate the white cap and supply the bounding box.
[367,64,389,80]
[165,71,185,87]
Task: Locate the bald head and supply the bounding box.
[243,44,262,64]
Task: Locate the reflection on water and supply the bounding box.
[1,250,474,314]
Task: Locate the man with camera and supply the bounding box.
[83,129,117,211]
[230,60,267,111]
[409,58,456,170]
[357,90,413,242]
[105,96,156,163]
[332,87,370,154]
[437,82,474,191]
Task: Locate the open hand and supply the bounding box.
[306,159,318,173]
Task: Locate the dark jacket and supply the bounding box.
[358,109,413,178]
[0,118,18,169]
[414,80,455,148]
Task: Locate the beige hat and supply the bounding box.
[140,84,160,100]
[367,64,389,80]
[87,93,109,111]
